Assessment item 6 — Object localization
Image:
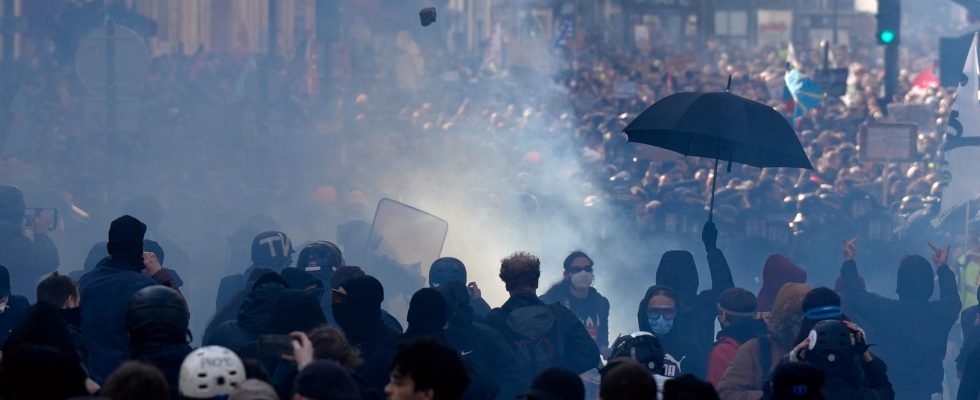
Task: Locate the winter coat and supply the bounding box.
[79,256,175,383]
[131,343,193,399]
[718,282,810,400]
[707,319,768,386]
[958,345,980,400]
[484,292,600,382]
[0,220,59,302]
[716,337,787,400]
[637,285,706,378]
[838,259,960,400]
[0,295,29,347]
[540,281,611,349]
[654,248,735,363]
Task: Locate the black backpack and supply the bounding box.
[505,304,559,378]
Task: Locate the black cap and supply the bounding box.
[0,264,10,297]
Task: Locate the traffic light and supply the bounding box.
[877,0,901,45]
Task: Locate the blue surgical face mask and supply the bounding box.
[647,316,673,336]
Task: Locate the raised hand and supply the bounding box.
[928,242,951,267]
[702,221,718,250]
[842,237,858,261]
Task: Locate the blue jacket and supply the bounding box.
[80,256,160,383]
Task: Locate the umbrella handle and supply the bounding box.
[709,157,719,222]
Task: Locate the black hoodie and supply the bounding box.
[333,275,399,391]
[839,256,960,399]
[637,285,706,378]
[205,272,287,354]
[437,281,526,400]
[540,280,610,349]
[654,248,734,368]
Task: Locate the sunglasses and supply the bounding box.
[567,265,594,274]
[647,307,677,320]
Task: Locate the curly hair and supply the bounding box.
[499,251,541,292]
[309,326,363,370]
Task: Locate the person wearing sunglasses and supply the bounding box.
[541,251,611,358]
[637,285,704,378]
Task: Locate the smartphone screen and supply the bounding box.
[23,208,58,231]
[258,334,295,358]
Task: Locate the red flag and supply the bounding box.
[911,67,939,90]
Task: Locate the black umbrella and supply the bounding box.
[624,79,812,220]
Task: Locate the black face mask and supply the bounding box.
[60,307,82,327]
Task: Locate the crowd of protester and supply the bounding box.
[1,3,980,400]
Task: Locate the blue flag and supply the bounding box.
[784,68,825,126]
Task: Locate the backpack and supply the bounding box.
[505,304,559,378]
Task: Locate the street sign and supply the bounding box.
[859,123,917,162]
[75,24,150,96]
[887,103,937,134]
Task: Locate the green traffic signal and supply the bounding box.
[879,30,895,44]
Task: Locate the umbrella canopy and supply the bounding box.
[624,91,813,169]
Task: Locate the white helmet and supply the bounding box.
[179,346,246,399]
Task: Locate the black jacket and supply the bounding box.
[818,356,895,400]
[0,220,59,302]
[540,281,611,349]
[438,281,525,400]
[79,256,174,383]
[0,295,29,348]
[131,343,193,399]
[839,259,960,400]
[958,305,980,375]
[205,279,284,354]
[958,345,980,400]
[654,248,734,364]
[484,292,600,381]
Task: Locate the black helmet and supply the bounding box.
[608,331,665,375]
[296,241,344,274]
[251,231,294,269]
[804,320,858,369]
[126,285,189,344]
[428,257,466,287]
[0,185,25,221]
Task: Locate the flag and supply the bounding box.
[786,41,800,71]
[784,68,825,126]
[781,42,800,114]
[938,33,980,223]
[911,66,940,90]
[552,18,574,51]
